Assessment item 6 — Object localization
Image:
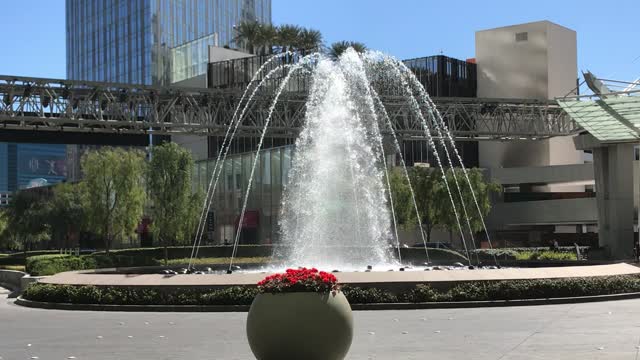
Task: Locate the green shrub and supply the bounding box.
[25,254,160,276]
[23,275,640,306]
[513,251,577,261]
[201,287,260,305]
[342,286,398,304]
[26,255,85,276]
[474,247,586,261]
[403,284,439,303]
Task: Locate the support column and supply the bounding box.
[593,143,635,258]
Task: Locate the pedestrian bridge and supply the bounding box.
[0,75,579,140]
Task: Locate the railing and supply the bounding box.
[208,54,477,98]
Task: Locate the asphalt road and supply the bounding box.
[2,287,640,360]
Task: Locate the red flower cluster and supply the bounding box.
[257,268,339,293]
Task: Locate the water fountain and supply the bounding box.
[188,48,497,272]
[32,49,640,311]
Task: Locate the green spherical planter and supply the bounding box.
[246,291,353,360]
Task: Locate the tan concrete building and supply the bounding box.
[476,21,598,247]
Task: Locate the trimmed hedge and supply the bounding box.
[23,283,259,305]
[26,254,160,276]
[473,247,588,261]
[22,275,640,306]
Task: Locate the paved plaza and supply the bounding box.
[2,287,640,360]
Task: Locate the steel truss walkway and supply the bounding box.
[0,75,579,140]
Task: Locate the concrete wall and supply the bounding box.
[0,270,27,291]
[547,22,578,98]
[209,46,253,63]
[476,21,585,194]
[488,163,594,185]
[488,198,597,228]
[476,21,551,100]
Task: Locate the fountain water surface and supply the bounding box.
[277,55,395,269]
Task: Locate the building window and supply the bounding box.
[515,32,528,42]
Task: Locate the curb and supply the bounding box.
[15,291,640,312]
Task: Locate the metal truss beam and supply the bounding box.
[0,75,579,140]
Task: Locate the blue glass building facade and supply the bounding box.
[0,143,67,205]
[66,0,272,85]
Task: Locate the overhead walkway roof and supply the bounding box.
[558,91,640,142]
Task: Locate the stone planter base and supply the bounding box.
[246,292,353,360]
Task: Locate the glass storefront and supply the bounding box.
[193,145,293,245]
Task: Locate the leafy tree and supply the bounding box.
[147,142,199,264]
[0,208,15,250]
[46,182,86,249]
[435,168,500,246]
[390,167,499,246]
[389,167,442,242]
[233,20,263,54]
[276,24,302,54]
[81,148,146,254]
[255,23,277,55]
[328,41,367,60]
[5,190,50,258]
[297,28,323,54]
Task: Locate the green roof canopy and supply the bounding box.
[558,96,640,142]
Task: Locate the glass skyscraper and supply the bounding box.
[66,0,271,85]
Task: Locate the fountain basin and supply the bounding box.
[38,263,640,294]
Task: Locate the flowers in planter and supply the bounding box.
[257,268,339,293]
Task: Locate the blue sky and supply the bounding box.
[1,0,638,82]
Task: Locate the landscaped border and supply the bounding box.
[16,273,640,311]
[14,291,640,312]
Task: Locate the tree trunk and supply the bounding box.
[425,223,432,243]
[163,240,168,267]
[23,239,28,266]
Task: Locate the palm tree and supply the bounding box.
[328,41,367,60]
[234,20,262,54]
[297,28,323,55]
[256,23,277,55]
[276,24,302,54]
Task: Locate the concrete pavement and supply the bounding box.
[2,287,640,359]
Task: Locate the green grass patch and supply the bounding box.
[0,265,25,272]
[474,247,584,261]
[514,251,577,261]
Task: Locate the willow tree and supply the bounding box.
[5,190,50,258]
[436,168,500,246]
[389,166,443,242]
[147,142,200,265]
[81,148,146,254]
[47,182,86,248]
